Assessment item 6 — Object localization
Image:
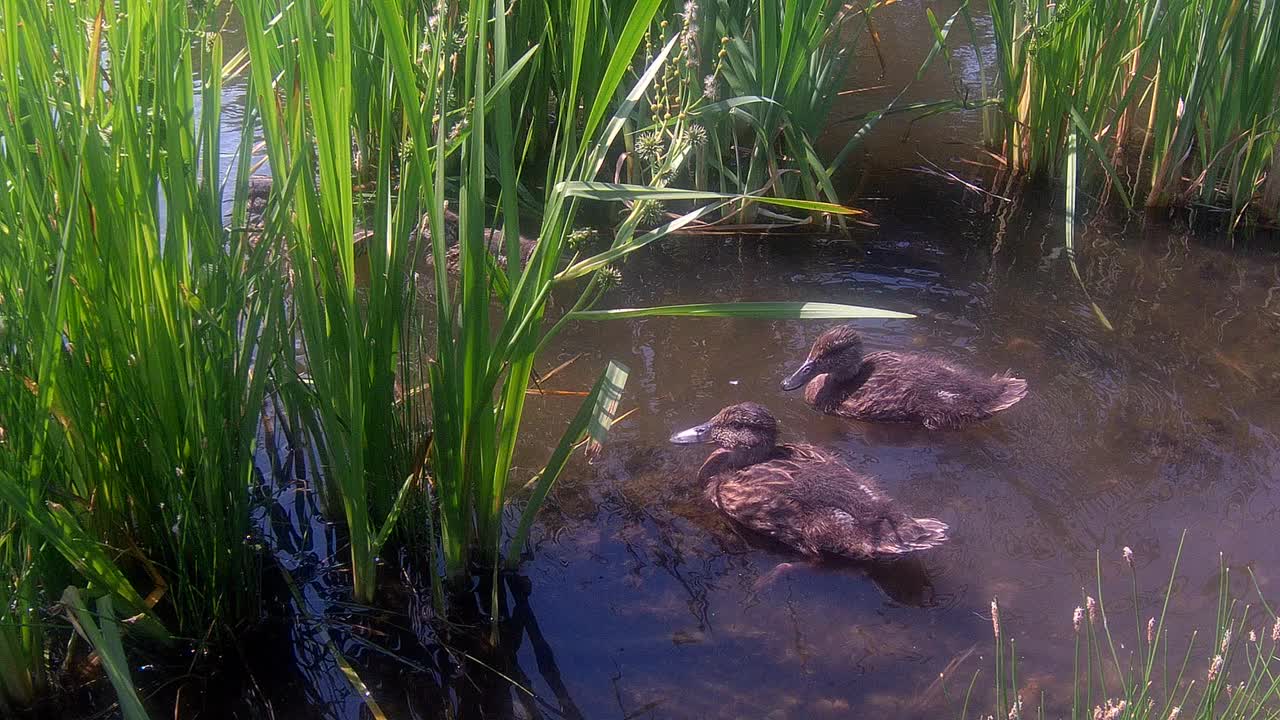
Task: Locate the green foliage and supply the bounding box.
[0,0,907,710]
[61,589,152,720]
[232,0,904,613]
[978,0,1280,222]
[0,0,280,704]
[969,537,1280,719]
[620,0,863,221]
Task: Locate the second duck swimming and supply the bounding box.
[781,324,1028,430]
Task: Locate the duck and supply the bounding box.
[780,324,1027,430]
[669,402,948,561]
[241,176,538,272]
[410,204,538,274]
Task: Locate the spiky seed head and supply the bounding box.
[1073,607,1084,634]
[1147,617,1156,645]
[635,131,664,160]
[1123,546,1134,566]
[635,200,666,226]
[567,227,597,250]
[1221,629,1232,653]
[1086,596,1099,624]
[595,265,623,289]
[1208,654,1223,682]
[991,599,1001,639]
[686,123,708,148]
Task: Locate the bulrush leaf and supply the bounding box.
[568,302,916,321]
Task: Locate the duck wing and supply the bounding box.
[708,445,946,560]
[799,508,949,558]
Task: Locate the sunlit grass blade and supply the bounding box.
[1064,130,1115,332]
[506,361,629,567]
[568,302,916,321]
[559,181,863,214]
[61,589,151,720]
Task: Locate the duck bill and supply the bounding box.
[780,361,817,391]
[669,421,713,444]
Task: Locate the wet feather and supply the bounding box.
[675,403,948,560]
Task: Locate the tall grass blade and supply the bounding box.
[506,362,630,567]
[61,589,152,720]
[569,302,916,320]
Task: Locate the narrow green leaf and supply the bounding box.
[558,181,861,214]
[61,590,151,720]
[506,362,630,567]
[569,302,915,321]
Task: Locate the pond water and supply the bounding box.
[175,2,1280,719]
[451,194,1280,720]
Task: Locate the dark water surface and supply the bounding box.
[176,2,1280,718]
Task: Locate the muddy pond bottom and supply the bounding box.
[236,184,1280,720]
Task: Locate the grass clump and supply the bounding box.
[964,536,1280,720]
[0,0,282,705]
[977,0,1280,224]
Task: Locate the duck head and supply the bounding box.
[780,324,865,391]
[669,402,779,450]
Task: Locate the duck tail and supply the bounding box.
[904,517,949,551]
[987,374,1028,413]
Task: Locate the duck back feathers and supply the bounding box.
[805,351,1027,429]
[701,443,948,560]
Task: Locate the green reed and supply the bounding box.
[0,0,283,706]
[618,0,861,222]
[978,0,1280,222]
[965,536,1280,720]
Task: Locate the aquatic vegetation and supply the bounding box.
[0,0,281,706]
[233,0,902,614]
[961,538,1280,719]
[619,0,873,222]
[0,0,901,709]
[977,0,1280,223]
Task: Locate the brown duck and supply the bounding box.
[780,324,1028,430]
[669,403,948,560]
[243,176,537,272]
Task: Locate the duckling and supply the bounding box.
[241,177,537,272]
[669,402,948,561]
[780,324,1027,430]
[412,204,538,273]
